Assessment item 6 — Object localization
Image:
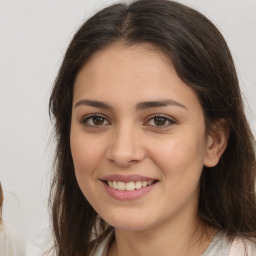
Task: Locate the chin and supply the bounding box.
[102,212,154,232]
[110,222,150,232]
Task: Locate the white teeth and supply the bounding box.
[113,181,118,189]
[135,181,142,189]
[117,181,126,191]
[107,180,154,191]
[126,182,135,191]
[142,181,147,187]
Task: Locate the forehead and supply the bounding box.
[75,42,172,86]
[73,43,201,113]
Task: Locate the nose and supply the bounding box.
[106,125,146,168]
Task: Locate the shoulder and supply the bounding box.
[229,237,256,256]
[201,231,256,256]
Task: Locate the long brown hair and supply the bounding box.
[49,0,256,255]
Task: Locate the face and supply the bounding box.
[70,43,212,232]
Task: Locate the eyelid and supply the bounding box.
[145,114,177,127]
[81,114,111,126]
[79,113,176,128]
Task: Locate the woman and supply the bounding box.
[49,0,256,255]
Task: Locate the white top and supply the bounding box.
[201,231,231,255]
[0,223,26,256]
[92,231,256,256]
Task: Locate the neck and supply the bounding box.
[108,213,216,256]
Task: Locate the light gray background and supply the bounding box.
[0,0,255,255]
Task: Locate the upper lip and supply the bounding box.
[101,174,157,183]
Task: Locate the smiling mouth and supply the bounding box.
[104,180,158,191]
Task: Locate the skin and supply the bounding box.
[70,43,228,256]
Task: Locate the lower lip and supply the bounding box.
[102,181,157,201]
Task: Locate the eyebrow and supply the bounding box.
[74,99,113,110]
[135,99,187,111]
[74,99,187,110]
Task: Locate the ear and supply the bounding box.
[204,119,229,167]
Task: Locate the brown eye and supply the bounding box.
[146,115,176,128]
[81,114,110,126]
[92,116,105,125]
[154,116,167,126]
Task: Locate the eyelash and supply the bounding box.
[80,114,176,128]
[81,114,110,127]
[146,115,176,127]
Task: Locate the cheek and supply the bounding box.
[70,133,105,204]
[149,132,206,182]
[70,132,104,177]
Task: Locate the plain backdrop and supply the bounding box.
[0,0,255,255]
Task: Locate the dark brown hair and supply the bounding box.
[49,0,256,255]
